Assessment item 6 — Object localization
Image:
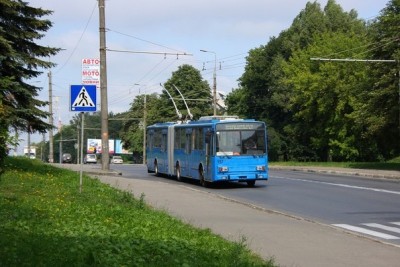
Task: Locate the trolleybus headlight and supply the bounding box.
[256,165,265,171]
[218,166,229,172]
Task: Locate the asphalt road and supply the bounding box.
[112,164,400,246]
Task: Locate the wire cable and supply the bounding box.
[53,2,97,74]
[107,28,186,53]
[319,36,399,59]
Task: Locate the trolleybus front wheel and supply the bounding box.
[199,168,209,187]
[247,180,256,187]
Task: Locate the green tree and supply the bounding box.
[0,0,60,169]
[120,94,160,154]
[234,0,369,161]
[162,64,212,120]
[225,87,249,117]
[121,64,211,155]
[360,0,400,159]
[281,32,370,161]
[0,103,8,175]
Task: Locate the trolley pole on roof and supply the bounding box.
[310,57,399,135]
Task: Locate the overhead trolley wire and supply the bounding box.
[319,36,399,59]
[107,28,187,54]
[108,57,167,106]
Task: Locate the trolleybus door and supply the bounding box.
[185,128,192,177]
[205,130,213,180]
[161,130,168,174]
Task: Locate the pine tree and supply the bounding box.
[0,0,60,169]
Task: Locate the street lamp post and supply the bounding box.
[143,94,147,164]
[200,49,217,116]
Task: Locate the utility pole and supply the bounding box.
[99,0,109,170]
[48,71,54,163]
[59,130,62,164]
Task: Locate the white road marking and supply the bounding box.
[273,176,400,195]
[333,224,399,240]
[362,223,400,234]
[390,222,400,226]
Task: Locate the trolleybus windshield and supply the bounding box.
[215,122,266,156]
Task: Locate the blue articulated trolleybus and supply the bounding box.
[146,116,268,187]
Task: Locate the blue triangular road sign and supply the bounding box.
[70,85,97,112]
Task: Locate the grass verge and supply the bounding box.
[0,157,275,267]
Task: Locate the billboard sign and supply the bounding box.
[115,140,130,154]
[87,138,115,154]
[82,58,100,88]
[87,139,130,154]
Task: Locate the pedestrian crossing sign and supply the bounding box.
[70,85,97,112]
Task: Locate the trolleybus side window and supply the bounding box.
[179,128,185,149]
[153,130,161,148]
[147,131,153,149]
[191,128,196,150]
[174,129,180,149]
[161,132,167,152]
[194,127,204,150]
[185,128,192,154]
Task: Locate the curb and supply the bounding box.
[269,166,400,180]
[52,163,122,176]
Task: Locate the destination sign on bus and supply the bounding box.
[216,122,263,131]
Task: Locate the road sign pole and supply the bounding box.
[79,112,84,193]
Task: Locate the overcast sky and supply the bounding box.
[16,0,389,154]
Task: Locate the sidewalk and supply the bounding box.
[57,164,400,267]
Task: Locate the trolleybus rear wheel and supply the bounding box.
[176,165,182,181]
[154,162,159,176]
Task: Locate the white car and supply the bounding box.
[110,155,123,164]
[84,154,97,164]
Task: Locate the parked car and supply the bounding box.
[84,154,97,164]
[62,153,72,163]
[110,155,123,164]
